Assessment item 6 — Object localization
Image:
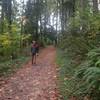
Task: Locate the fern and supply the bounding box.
[75,48,100,99]
[95,59,100,67]
[87,48,100,59]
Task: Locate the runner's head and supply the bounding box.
[32,40,36,45]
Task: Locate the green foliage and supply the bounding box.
[58,7,100,100]
[59,35,91,57]
[0,32,20,59]
[0,26,31,61]
[0,56,29,77]
[75,48,100,99]
[57,48,100,100]
[57,49,79,100]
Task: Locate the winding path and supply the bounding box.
[0,46,58,100]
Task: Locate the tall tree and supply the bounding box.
[7,0,12,31]
[0,0,12,33]
[92,0,98,13]
[0,0,5,33]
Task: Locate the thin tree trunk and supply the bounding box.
[0,0,5,33]
[7,0,12,32]
[93,0,98,13]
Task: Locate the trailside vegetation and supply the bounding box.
[57,0,100,100]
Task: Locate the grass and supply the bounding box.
[0,56,30,77]
[56,49,79,100]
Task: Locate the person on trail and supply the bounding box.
[31,41,37,65]
[35,41,39,56]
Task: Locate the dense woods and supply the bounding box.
[57,0,100,100]
[0,0,57,61]
[0,0,100,100]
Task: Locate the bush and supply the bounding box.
[59,35,91,57]
[0,32,32,61]
[75,48,100,99]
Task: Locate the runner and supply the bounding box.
[35,41,39,56]
[31,41,36,65]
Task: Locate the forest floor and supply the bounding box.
[0,46,58,100]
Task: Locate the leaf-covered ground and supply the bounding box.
[0,46,58,100]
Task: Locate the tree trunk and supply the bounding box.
[0,0,6,33]
[7,0,12,32]
[93,0,98,13]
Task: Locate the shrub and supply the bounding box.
[75,48,100,99]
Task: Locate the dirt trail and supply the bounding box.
[0,46,58,100]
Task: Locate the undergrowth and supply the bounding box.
[57,48,100,100]
[57,49,78,100]
[0,56,30,77]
